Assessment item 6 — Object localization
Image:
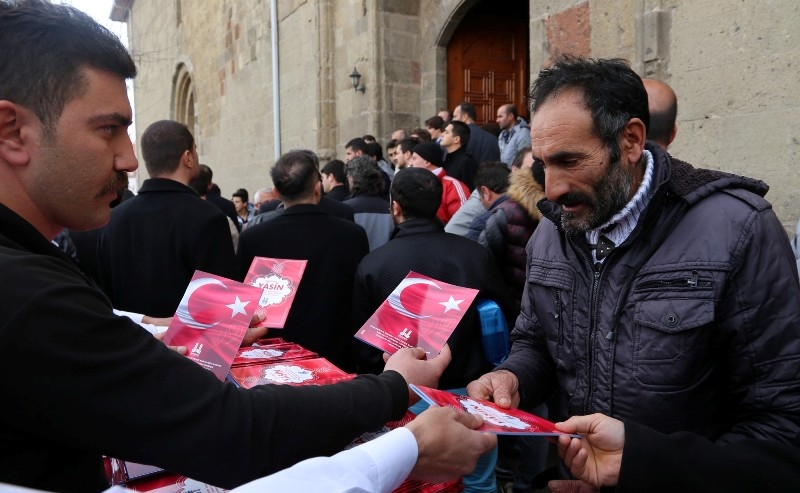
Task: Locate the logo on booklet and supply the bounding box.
[190,343,203,357]
[398,328,413,340]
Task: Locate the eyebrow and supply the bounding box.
[536,149,587,163]
[87,112,133,127]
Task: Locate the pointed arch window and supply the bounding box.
[172,63,196,134]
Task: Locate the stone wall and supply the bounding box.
[125,0,800,230]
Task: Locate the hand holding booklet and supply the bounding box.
[161,271,263,380]
[410,385,580,437]
[355,271,479,357]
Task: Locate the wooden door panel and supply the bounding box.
[447,13,529,124]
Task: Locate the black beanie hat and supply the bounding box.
[412,141,444,168]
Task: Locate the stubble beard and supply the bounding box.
[561,157,634,234]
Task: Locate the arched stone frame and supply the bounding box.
[171,59,197,138]
[418,0,480,118]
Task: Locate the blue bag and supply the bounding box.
[476,298,510,365]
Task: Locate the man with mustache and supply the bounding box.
[97,119,238,317]
[468,56,800,480]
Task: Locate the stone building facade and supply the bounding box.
[113,0,800,231]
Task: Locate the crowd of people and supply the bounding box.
[1,1,799,493]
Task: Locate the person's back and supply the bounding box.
[343,156,393,251]
[97,121,237,316]
[237,151,369,370]
[353,168,512,389]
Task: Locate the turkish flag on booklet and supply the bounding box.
[162,271,262,380]
[410,385,580,437]
[355,271,479,357]
[242,257,307,328]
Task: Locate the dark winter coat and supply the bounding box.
[498,144,800,445]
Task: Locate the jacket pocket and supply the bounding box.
[527,263,575,364]
[632,296,714,390]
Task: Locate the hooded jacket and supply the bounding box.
[498,143,800,444]
[479,168,546,304]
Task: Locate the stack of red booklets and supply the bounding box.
[228,356,354,388]
[125,473,226,492]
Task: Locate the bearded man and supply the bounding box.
[467,56,800,478]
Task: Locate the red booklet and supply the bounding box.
[355,271,479,357]
[227,357,354,388]
[243,257,307,328]
[126,473,226,492]
[162,271,263,380]
[410,385,580,437]
[231,343,317,367]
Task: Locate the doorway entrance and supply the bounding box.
[446,2,530,125]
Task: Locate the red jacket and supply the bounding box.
[432,167,469,223]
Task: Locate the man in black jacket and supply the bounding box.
[468,56,800,467]
[353,167,513,389]
[0,2,495,491]
[238,150,369,371]
[97,120,238,317]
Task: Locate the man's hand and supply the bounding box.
[550,414,624,489]
[241,312,269,346]
[466,370,520,409]
[142,315,172,327]
[384,345,451,403]
[154,331,186,355]
[405,406,497,483]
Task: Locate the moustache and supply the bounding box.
[97,172,128,199]
[556,192,594,208]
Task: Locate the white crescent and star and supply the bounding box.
[439,295,465,313]
[176,277,251,329]
[388,277,462,319]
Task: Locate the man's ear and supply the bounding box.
[390,199,402,218]
[620,117,647,164]
[180,149,193,169]
[0,101,32,167]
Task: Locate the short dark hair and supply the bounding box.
[474,161,510,195]
[447,120,471,148]
[386,139,399,150]
[457,102,477,121]
[321,159,346,184]
[346,156,384,197]
[397,137,420,154]
[410,128,432,142]
[365,141,384,161]
[141,120,195,176]
[232,188,249,203]
[345,137,369,154]
[648,100,678,145]
[362,134,376,143]
[390,168,442,220]
[529,56,649,163]
[0,0,137,139]
[425,116,445,131]
[188,165,211,196]
[502,104,519,119]
[271,150,320,202]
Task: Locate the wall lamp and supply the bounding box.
[349,67,366,93]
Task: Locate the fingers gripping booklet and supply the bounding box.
[410,385,581,437]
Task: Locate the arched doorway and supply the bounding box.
[446,1,530,125]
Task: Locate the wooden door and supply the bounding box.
[447,10,529,125]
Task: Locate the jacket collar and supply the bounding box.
[391,217,443,239]
[138,177,198,195]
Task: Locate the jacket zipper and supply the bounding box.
[635,270,712,291]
